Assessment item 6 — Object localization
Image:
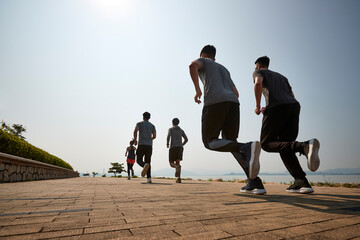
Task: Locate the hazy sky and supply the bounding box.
[1,0,359,176]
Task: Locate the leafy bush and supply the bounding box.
[0,129,73,170]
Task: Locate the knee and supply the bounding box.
[202,139,211,150]
[261,142,271,152]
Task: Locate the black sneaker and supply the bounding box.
[239,141,261,179]
[127,176,130,180]
[176,177,181,183]
[240,177,266,195]
[286,178,314,194]
[131,170,134,176]
[303,139,320,171]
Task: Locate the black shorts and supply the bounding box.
[169,147,184,162]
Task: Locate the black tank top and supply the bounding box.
[128,146,135,159]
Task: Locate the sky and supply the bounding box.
[1,0,360,176]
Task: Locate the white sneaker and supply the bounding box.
[147,178,152,183]
[304,139,320,171]
[286,178,314,194]
[141,163,150,177]
[240,177,266,195]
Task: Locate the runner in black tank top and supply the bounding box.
[125,140,137,180]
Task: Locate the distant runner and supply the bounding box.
[167,118,188,183]
[133,112,156,183]
[124,140,136,180]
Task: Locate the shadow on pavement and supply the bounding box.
[228,192,360,216]
[178,182,211,185]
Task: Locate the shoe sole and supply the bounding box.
[286,187,314,194]
[249,141,261,179]
[240,188,266,195]
[141,164,150,177]
[307,139,320,171]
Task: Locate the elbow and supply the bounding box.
[189,64,194,73]
[189,62,197,71]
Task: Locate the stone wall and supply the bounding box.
[0,152,79,183]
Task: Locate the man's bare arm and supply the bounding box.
[133,127,139,145]
[189,60,202,104]
[254,76,263,115]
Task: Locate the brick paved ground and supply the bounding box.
[0,177,359,240]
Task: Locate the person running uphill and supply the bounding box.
[125,140,136,180]
[133,112,156,183]
[167,118,188,183]
[253,56,320,194]
[189,45,265,194]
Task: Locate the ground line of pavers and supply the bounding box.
[0,208,92,216]
[0,197,79,201]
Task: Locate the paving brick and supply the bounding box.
[1,229,83,240]
[223,232,282,240]
[0,224,42,237]
[290,224,360,240]
[49,229,132,240]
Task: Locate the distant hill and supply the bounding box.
[314,167,360,175]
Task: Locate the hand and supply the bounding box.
[194,90,202,104]
[255,106,266,115]
[166,144,169,149]
[134,140,138,146]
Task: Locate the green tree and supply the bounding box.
[1,121,26,140]
[108,162,125,177]
[12,124,26,140]
[92,172,98,177]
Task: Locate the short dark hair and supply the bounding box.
[130,140,134,145]
[143,112,151,120]
[172,118,180,126]
[200,45,216,58]
[255,56,270,67]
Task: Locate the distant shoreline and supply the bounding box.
[81,174,360,185]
